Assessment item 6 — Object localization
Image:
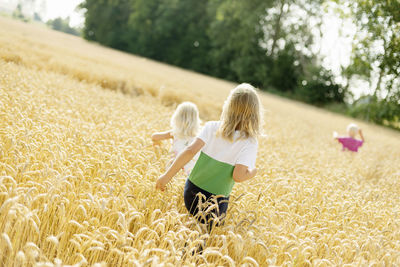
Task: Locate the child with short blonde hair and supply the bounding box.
[156,83,263,230]
[152,102,201,174]
[333,123,364,152]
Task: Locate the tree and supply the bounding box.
[207,0,340,96]
[339,0,400,128]
[345,0,400,99]
[126,0,212,72]
[296,66,345,105]
[207,0,274,84]
[33,12,42,22]
[79,0,345,106]
[46,17,80,36]
[12,4,28,22]
[79,0,132,49]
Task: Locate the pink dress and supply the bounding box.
[337,137,363,152]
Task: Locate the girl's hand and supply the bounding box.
[233,165,258,182]
[358,128,365,142]
[250,168,258,178]
[152,140,161,146]
[155,139,204,191]
[152,131,173,145]
[156,175,169,191]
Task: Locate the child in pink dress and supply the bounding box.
[333,123,365,152]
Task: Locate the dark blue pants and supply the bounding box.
[184,179,229,230]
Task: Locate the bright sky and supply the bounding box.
[320,15,354,77]
[42,0,84,27]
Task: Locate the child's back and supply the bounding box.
[334,123,364,152]
[189,121,257,196]
[152,101,201,174]
[337,136,363,152]
[171,134,199,174]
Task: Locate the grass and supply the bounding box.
[0,16,400,266]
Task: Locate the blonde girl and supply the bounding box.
[151,102,201,175]
[333,123,365,152]
[156,83,263,230]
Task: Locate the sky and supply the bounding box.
[0,0,84,27]
[43,0,84,27]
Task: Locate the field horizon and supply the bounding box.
[1,16,400,266]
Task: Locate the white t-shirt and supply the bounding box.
[188,121,258,196]
[197,121,258,169]
[171,134,199,175]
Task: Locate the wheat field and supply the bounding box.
[1,17,400,266]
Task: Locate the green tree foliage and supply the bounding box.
[296,67,345,106]
[12,4,28,22]
[79,0,132,49]
[207,0,273,84]
[349,96,400,129]
[11,0,47,23]
[346,0,400,96]
[46,17,80,36]
[79,0,345,106]
[127,0,213,72]
[33,12,42,22]
[268,44,299,92]
[341,0,400,128]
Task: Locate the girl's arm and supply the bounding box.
[232,164,257,183]
[151,130,173,145]
[359,129,365,142]
[333,131,345,143]
[156,138,205,191]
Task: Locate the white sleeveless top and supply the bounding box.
[171,135,199,175]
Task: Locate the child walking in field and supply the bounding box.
[156,83,262,230]
[333,123,365,152]
[152,102,201,175]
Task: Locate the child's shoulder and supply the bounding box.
[205,120,220,126]
[240,136,258,146]
[203,121,221,130]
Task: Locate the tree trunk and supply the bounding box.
[269,0,285,57]
[374,36,388,97]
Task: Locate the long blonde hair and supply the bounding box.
[218,83,263,141]
[170,102,200,138]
